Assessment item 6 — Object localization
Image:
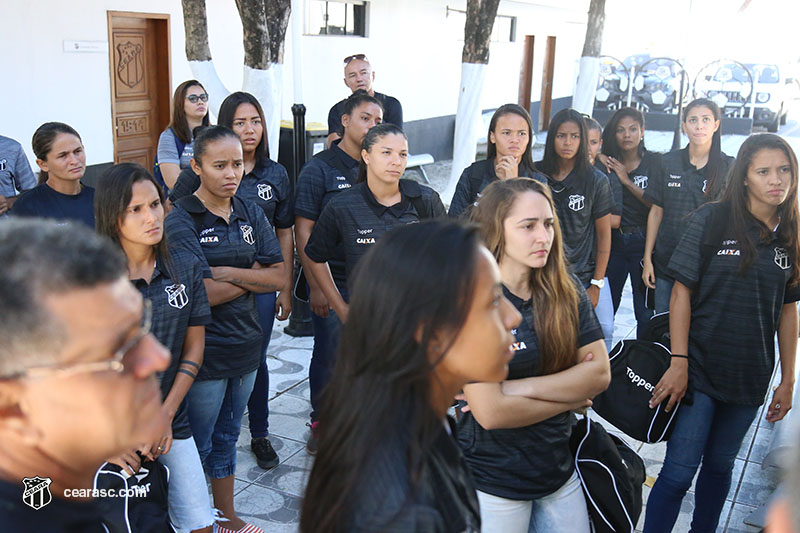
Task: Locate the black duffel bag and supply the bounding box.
[592,312,685,443]
[570,414,645,533]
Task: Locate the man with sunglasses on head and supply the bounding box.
[327,53,403,147]
[0,219,170,531]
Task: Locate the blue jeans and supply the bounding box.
[158,436,215,530]
[608,230,654,338]
[584,278,614,352]
[187,369,257,479]
[309,288,348,422]
[654,275,675,314]
[247,291,276,439]
[643,390,759,533]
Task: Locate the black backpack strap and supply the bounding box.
[400,179,433,220]
[317,147,355,178]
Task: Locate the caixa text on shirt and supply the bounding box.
[199,227,219,244]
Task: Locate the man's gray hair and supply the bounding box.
[0,219,126,376]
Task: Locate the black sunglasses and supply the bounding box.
[343,54,368,65]
[186,93,209,104]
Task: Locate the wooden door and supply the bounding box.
[108,12,170,167]
[539,36,557,131]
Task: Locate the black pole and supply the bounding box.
[285,104,313,337]
[672,70,686,151]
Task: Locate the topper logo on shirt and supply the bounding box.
[257,183,273,201]
[568,194,585,211]
[633,175,648,189]
[357,228,373,235]
[336,176,347,181]
[165,283,189,309]
[775,247,791,270]
[240,224,255,245]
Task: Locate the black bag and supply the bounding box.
[592,336,681,443]
[94,457,173,532]
[570,415,645,533]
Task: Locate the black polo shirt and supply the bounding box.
[327,91,403,136]
[0,478,105,532]
[131,249,211,439]
[668,203,800,405]
[11,183,95,228]
[538,164,614,284]
[295,142,360,290]
[305,180,445,291]
[458,278,603,500]
[169,159,293,230]
[448,159,548,218]
[165,195,284,380]
[644,147,734,275]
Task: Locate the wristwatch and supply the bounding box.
[590,278,605,289]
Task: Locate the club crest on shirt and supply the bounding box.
[165,283,189,309]
[702,180,708,194]
[257,183,273,201]
[0,158,7,171]
[633,175,648,189]
[568,194,585,211]
[775,247,791,270]
[240,224,255,245]
[21,476,52,510]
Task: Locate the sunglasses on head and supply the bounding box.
[186,93,209,104]
[344,54,368,65]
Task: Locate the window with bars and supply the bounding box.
[305,0,368,36]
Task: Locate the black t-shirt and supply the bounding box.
[170,159,294,230]
[305,180,445,291]
[294,142,360,291]
[668,203,800,406]
[644,147,734,275]
[11,183,95,228]
[538,163,614,283]
[607,151,658,229]
[458,278,603,500]
[165,195,284,380]
[131,249,211,439]
[0,478,105,532]
[349,418,480,532]
[448,159,548,218]
[327,91,403,136]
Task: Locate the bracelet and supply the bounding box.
[177,368,197,379]
[671,354,689,359]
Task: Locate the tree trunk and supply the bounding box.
[573,0,606,115]
[462,0,501,64]
[266,0,292,64]
[236,0,270,70]
[445,0,500,205]
[181,0,211,61]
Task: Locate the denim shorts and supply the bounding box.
[187,370,258,479]
[157,436,215,531]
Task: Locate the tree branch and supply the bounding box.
[181,0,212,61]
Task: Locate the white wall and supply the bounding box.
[0,0,588,167]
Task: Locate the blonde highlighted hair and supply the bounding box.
[471,178,579,375]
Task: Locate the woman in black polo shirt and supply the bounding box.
[304,123,446,323]
[94,163,215,533]
[301,220,522,532]
[294,91,383,451]
[165,126,284,533]
[449,104,547,217]
[602,107,657,335]
[462,178,610,532]
[11,122,95,228]
[535,108,615,351]
[642,98,735,313]
[643,134,799,532]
